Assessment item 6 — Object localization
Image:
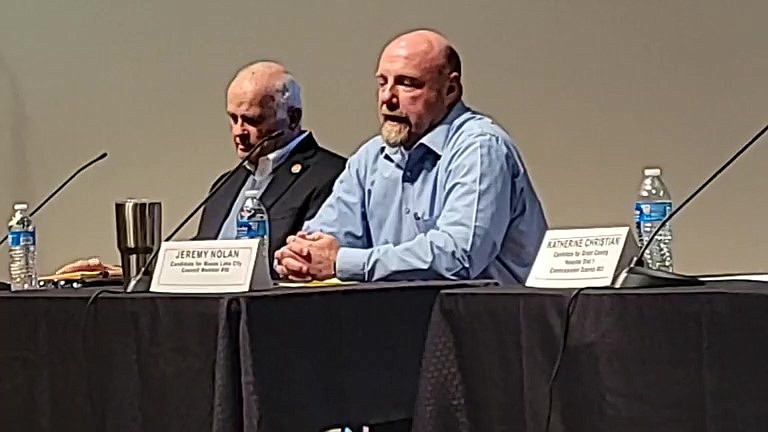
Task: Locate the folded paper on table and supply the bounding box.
[699,273,768,282]
[38,269,124,289]
[40,271,110,281]
[277,278,358,288]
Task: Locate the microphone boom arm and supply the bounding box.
[631,123,768,268]
[0,152,109,246]
[124,130,285,292]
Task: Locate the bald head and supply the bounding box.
[382,30,461,77]
[226,61,303,162]
[376,30,463,148]
[227,61,302,119]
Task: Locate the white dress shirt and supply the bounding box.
[217,131,309,240]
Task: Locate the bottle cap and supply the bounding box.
[643,167,661,176]
[13,203,28,211]
[244,190,260,198]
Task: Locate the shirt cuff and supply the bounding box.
[335,247,370,281]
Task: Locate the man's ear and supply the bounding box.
[288,107,303,130]
[445,72,462,103]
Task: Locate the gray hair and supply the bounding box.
[229,61,303,122]
[273,73,302,120]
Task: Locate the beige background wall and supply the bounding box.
[0,0,766,277]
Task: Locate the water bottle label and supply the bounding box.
[8,230,35,247]
[236,220,268,239]
[634,201,671,223]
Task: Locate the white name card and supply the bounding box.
[526,226,631,289]
[149,239,272,293]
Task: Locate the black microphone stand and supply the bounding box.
[1,152,109,291]
[614,123,768,288]
[125,130,285,293]
[1,152,109,246]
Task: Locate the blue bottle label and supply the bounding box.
[634,201,671,223]
[9,230,35,247]
[236,220,268,239]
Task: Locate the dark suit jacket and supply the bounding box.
[195,132,346,275]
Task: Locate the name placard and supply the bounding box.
[526,226,631,288]
[149,239,272,293]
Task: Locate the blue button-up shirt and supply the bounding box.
[304,102,547,284]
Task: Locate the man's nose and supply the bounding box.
[233,121,247,136]
[385,98,400,113]
[380,84,399,106]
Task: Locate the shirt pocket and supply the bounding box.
[412,213,437,233]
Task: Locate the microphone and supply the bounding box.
[614,122,768,288]
[124,130,285,292]
[0,152,109,246]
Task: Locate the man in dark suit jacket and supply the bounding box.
[195,131,345,271]
[55,61,345,276]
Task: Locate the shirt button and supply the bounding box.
[405,208,411,215]
[405,170,413,178]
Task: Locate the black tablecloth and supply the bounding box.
[412,280,768,432]
[0,280,495,432]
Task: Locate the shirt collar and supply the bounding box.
[379,101,469,157]
[245,130,309,178]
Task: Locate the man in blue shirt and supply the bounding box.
[274,29,547,284]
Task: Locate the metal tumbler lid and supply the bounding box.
[115,198,160,204]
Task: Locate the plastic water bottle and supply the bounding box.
[7,203,38,291]
[236,190,269,248]
[634,167,673,271]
